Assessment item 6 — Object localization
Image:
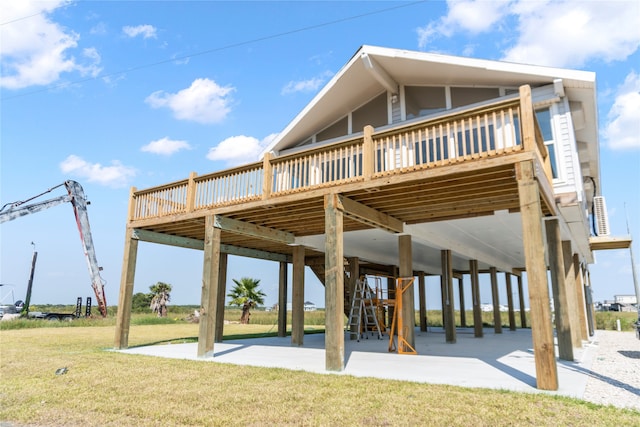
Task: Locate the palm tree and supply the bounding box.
[227,277,265,324]
[149,282,172,317]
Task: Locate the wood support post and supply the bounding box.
[458,277,467,328]
[387,273,397,328]
[517,160,558,390]
[584,268,595,336]
[278,261,288,337]
[490,267,502,334]
[562,241,582,348]
[114,227,138,349]
[291,245,305,346]
[262,152,273,200]
[198,215,221,358]
[418,272,427,332]
[215,253,228,343]
[519,85,536,153]
[442,250,456,343]
[363,125,374,180]
[324,194,344,371]
[399,235,415,348]
[186,171,197,212]
[546,219,574,361]
[517,274,527,328]
[347,257,360,308]
[470,260,483,338]
[505,273,516,331]
[573,255,588,341]
[347,257,360,339]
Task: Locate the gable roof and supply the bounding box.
[262,45,599,185]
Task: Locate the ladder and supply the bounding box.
[348,277,383,341]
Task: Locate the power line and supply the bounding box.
[1,1,426,101]
[1,11,44,26]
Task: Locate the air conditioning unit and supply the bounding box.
[593,196,610,236]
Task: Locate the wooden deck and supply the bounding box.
[127,88,553,260]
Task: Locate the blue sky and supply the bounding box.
[1,0,639,311]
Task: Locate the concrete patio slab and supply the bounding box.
[117,327,598,398]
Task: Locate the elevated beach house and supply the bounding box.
[115,45,624,390]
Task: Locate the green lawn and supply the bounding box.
[1,319,638,426]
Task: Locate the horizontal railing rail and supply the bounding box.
[129,86,547,221]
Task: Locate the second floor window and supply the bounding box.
[535,107,559,179]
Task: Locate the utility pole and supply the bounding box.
[625,205,640,338]
[22,242,37,317]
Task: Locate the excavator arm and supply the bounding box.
[0,181,108,317]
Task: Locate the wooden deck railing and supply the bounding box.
[129,86,548,221]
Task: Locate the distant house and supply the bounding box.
[614,295,637,305]
[304,301,317,312]
[116,45,630,391]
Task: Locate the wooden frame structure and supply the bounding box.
[114,46,608,391]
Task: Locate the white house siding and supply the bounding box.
[391,95,402,124]
[531,86,584,204]
[554,98,584,202]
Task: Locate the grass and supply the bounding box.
[1,322,639,426]
[3,307,637,333]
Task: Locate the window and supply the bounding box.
[352,93,388,131]
[535,107,559,179]
[450,87,500,108]
[405,86,447,119]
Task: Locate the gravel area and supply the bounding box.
[582,330,640,411]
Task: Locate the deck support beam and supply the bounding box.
[442,250,456,343]
[114,227,138,349]
[546,218,574,361]
[291,246,305,346]
[278,261,288,337]
[215,253,228,343]
[490,267,502,333]
[324,194,345,371]
[335,195,403,233]
[132,228,289,262]
[198,215,221,358]
[399,235,414,348]
[517,160,558,390]
[470,260,483,338]
[214,215,294,245]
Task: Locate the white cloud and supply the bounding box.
[282,71,333,95]
[503,1,640,67]
[0,0,102,89]
[141,137,192,156]
[603,71,640,150]
[417,1,640,68]
[60,155,137,188]
[145,78,235,124]
[122,24,157,39]
[207,134,278,166]
[418,0,510,49]
[89,22,107,36]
